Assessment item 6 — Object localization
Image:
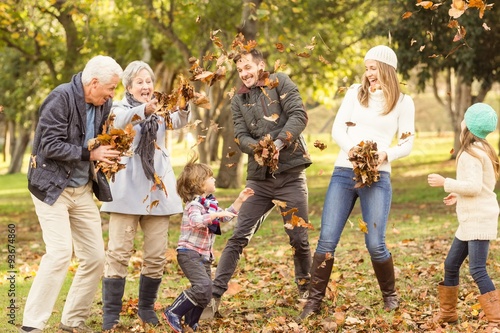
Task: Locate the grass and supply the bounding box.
[1,131,500,332]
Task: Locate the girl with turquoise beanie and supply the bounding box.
[428,103,500,331]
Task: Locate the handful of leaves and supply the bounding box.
[87,114,135,181]
[153,76,195,129]
[348,140,380,188]
[249,134,279,173]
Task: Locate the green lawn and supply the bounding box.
[1,132,500,332]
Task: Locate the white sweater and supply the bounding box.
[332,84,415,173]
[444,146,499,241]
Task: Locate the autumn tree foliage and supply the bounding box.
[379,0,498,157]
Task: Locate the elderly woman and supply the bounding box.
[100,61,190,330]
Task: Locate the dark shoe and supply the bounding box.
[59,322,96,333]
[18,327,42,333]
[372,256,399,311]
[297,252,334,321]
[162,292,196,333]
[297,280,310,301]
[102,277,126,330]
[199,296,220,320]
[184,305,203,331]
[138,275,162,325]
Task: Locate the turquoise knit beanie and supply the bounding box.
[464,103,497,139]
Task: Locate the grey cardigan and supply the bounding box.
[231,72,312,180]
[28,72,113,205]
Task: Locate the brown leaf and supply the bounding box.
[275,43,285,52]
[314,140,327,151]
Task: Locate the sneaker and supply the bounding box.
[59,322,96,333]
[298,289,309,301]
[199,297,220,320]
[297,282,310,301]
[18,327,42,333]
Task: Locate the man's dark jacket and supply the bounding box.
[28,72,113,205]
[232,72,312,180]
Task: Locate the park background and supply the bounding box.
[0,0,499,332]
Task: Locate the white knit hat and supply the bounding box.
[364,45,398,70]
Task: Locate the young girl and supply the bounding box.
[428,103,500,331]
[163,156,254,333]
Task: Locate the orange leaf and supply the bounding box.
[402,11,413,19]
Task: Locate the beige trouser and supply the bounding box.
[23,183,105,329]
[104,213,169,279]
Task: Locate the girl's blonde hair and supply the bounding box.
[358,61,401,115]
[176,154,214,203]
[459,127,500,180]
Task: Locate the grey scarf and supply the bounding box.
[127,92,159,181]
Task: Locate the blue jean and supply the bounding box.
[443,237,495,294]
[316,167,392,262]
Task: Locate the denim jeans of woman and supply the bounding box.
[316,167,392,262]
[444,237,495,294]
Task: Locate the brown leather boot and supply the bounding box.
[297,252,334,321]
[434,282,458,324]
[372,256,399,311]
[478,289,500,332]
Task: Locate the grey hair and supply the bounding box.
[122,61,155,89]
[81,55,123,86]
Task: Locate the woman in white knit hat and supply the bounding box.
[299,45,415,320]
[428,103,500,331]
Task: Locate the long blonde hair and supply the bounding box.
[358,61,401,115]
[458,127,500,180]
[176,154,214,203]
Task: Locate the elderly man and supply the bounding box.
[19,55,123,333]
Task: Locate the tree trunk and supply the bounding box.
[216,98,243,188]
[451,72,472,159]
[8,127,30,174]
[215,0,263,188]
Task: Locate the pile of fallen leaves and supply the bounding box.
[249,134,279,173]
[87,114,135,181]
[348,140,380,188]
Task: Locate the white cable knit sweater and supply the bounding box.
[444,145,499,241]
[332,84,415,173]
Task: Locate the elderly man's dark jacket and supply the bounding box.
[28,72,113,205]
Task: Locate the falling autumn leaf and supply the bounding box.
[272,199,287,209]
[275,43,285,52]
[402,11,413,19]
[358,218,368,234]
[296,52,311,58]
[313,140,327,151]
[416,1,434,10]
[263,114,279,122]
[318,55,331,65]
[449,0,467,18]
[346,121,356,127]
[400,132,413,140]
[190,135,206,149]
